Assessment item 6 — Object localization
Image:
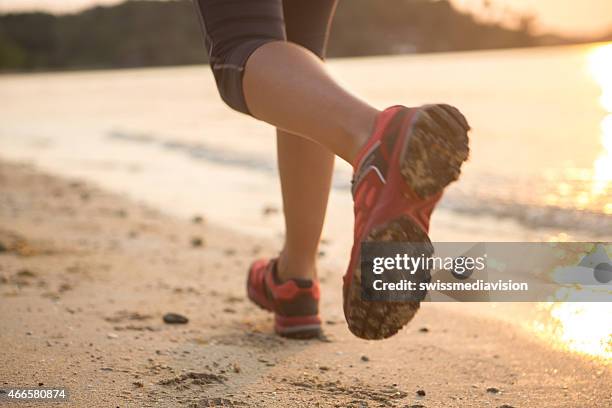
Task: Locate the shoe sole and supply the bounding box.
[345,104,470,340]
[400,104,470,198]
[274,315,322,339]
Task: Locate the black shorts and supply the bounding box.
[193,0,338,115]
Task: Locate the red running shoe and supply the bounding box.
[344,104,470,339]
[247,258,321,338]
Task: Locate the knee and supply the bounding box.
[208,39,274,115]
[192,0,285,115]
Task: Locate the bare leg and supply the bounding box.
[275,130,334,281]
[243,42,379,164]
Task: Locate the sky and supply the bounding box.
[1,0,611,38]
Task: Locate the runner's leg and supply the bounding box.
[193,0,378,164]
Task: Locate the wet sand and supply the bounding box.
[0,160,610,407]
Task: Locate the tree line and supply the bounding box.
[0,0,599,72]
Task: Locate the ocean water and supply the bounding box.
[1,43,610,245]
[1,43,611,359]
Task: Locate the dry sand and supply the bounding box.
[0,160,610,407]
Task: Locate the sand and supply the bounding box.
[0,160,610,407]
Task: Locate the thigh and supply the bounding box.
[194,0,286,58]
[282,0,338,59]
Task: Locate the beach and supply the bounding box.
[1,160,610,407]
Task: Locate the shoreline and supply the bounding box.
[1,41,609,78]
[1,159,609,407]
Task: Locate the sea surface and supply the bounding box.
[1,43,611,359]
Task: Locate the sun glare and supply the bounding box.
[588,44,612,194]
[589,44,612,112]
[534,303,612,361]
[530,45,612,362]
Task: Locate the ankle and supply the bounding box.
[277,251,317,282]
[346,107,379,166]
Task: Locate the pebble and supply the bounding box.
[192,215,204,224]
[107,333,118,339]
[163,313,189,324]
[191,237,204,248]
[419,327,429,333]
[416,389,426,397]
[360,355,369,362]
[262,205,279,216]
[17,269,36,278]
[486,387,500,394]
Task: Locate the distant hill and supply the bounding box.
[0,0,584,71]
[599,30,612,42]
